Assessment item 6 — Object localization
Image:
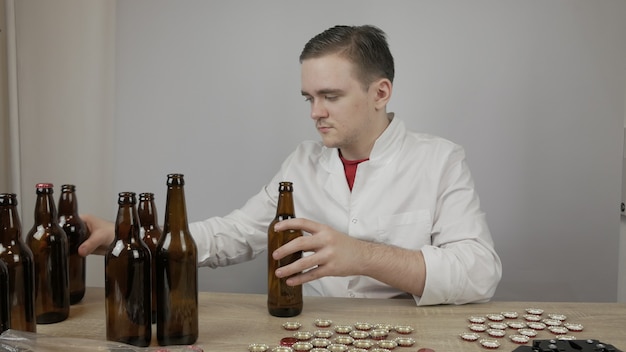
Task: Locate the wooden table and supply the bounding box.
[21,288,626,351]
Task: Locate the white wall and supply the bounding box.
[5,0,626,302]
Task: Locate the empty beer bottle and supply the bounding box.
[58,184,89,304]
[267,181,303,317]
[0,259,10,333]
[156,174,198,346]
[26,183,70,324]
[105,192,152,347]
[0,193,36,332]
[137,192,161,324]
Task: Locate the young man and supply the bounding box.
[80,25,501,306]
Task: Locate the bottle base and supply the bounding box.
[36,312,68,324]
[109,335,151,347]
[268,307,302,317]
[157,334,198,346]
[70,291,85,305]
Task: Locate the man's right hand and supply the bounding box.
[78,214,115,256]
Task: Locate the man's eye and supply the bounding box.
[303,96,312,102]
[325,95,338,101]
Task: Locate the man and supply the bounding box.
[80,25,501,306]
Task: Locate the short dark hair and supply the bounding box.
[300,25,395,89]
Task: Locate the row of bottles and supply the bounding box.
[105,174,198,347]
[0,184,89,333]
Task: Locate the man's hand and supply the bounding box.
[272,218,426,296]
[78,214,115,256]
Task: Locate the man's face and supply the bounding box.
[301,54,381,160]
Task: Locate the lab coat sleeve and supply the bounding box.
[415,145,502,306]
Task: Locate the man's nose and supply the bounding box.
[310,100,328,120]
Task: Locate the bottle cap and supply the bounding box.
[523,314,542,322]
[517,328,537,337]
[548,313,567,321]
[548,326,569,334]
[349,330,370,339]
[334,325,353,334]
[485,313,505,322]
[394,336,416,346]
[525,308,544,315]
[488,322,507,330]
[310,338,331,348]
[352,340,375,349]
[542,318,562,326]
[369,328,389,340]
[249,344,270,352]
[417,349,436,352]
[509,335,530,344]
[479,338,501,349]
[291,342,313,351]
[283,322,302,331]
[526,322,546,330]
[36,183,54,189]
[501,311,519,319]
[377,340,398,349]
[556,335,577,340]
[313,330,334,338]
[353,322,373,331]
[468,316,486,324]
[314,319,333,328]
[468,324,487,332]
[280,337,299,347]
[486,329,506,338]
[272,347,294,352]
[564,322,584,331]
[326,344,348,352]
[394,325,414,334]
[459,332,480,342]
[293,331,313,341]
[507,321,527,329]
[333,336,354,345]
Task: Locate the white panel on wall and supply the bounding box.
[112,0,626,301]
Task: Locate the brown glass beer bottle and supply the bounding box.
[0,193,37,332]
[0,259,10,332]
[137,192,161,324]
[58,184,89,304]
[156,174,198,346]
[267,181,303,317]
[105,192,152,347]
[25,183,70,324]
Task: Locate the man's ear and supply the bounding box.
[372,78,392,110]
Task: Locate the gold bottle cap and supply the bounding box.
[517,328,538,337]
[479,338,501,349]
[313,330,334,338]
[291,342,314,351]
[548,326,569,335]
[394,336,416,346]
[327,344,349,352]
[501,311,519,319]
[525,308,544,315]
[548,313,567,321]
[293,331,313,341]
[394,325,414,334]
[468,315,487,324]
[352,339,375,349]
[460,332,480,342]
[272,347,294,352]
[249,344,270,352]
[509,334,530,344]
[353,322,373,331]
[377,340,398,349]
[310,338,331,348]
[507,321,527,329]
[334,325,353,334]
[349,330,370,339]
[369,328,389,340]
[485,313,505,322]
[333,335,354,345]
[526,322,546,330]
[283,322,302,331]
[564,322,584,331]
[314,319,333,328]
[488,322,507,330]
[468,324,487,332]
[486,329,506,338]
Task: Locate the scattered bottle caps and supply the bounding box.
[282,322,302,331]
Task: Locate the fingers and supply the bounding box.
[78,214,115,256]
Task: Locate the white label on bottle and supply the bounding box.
[34,225,45,241]
[111,240,124,257]
[59,215,66,227]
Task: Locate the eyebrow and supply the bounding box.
[301,88,344,96]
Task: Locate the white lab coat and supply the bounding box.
[190,114,502,306]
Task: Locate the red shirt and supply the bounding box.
[339,153,369,191]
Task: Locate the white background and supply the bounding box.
[4,0,626,302]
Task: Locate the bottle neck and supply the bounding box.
[115,203,141,242]
[275,191,296,218]
[163,185,189,234]
[58,192,78,216]
[0,205,22,241]
[33,192,58,226]
[138,199,159,227]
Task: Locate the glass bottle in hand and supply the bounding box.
[267,181,303,317]
[105,192,152,347]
